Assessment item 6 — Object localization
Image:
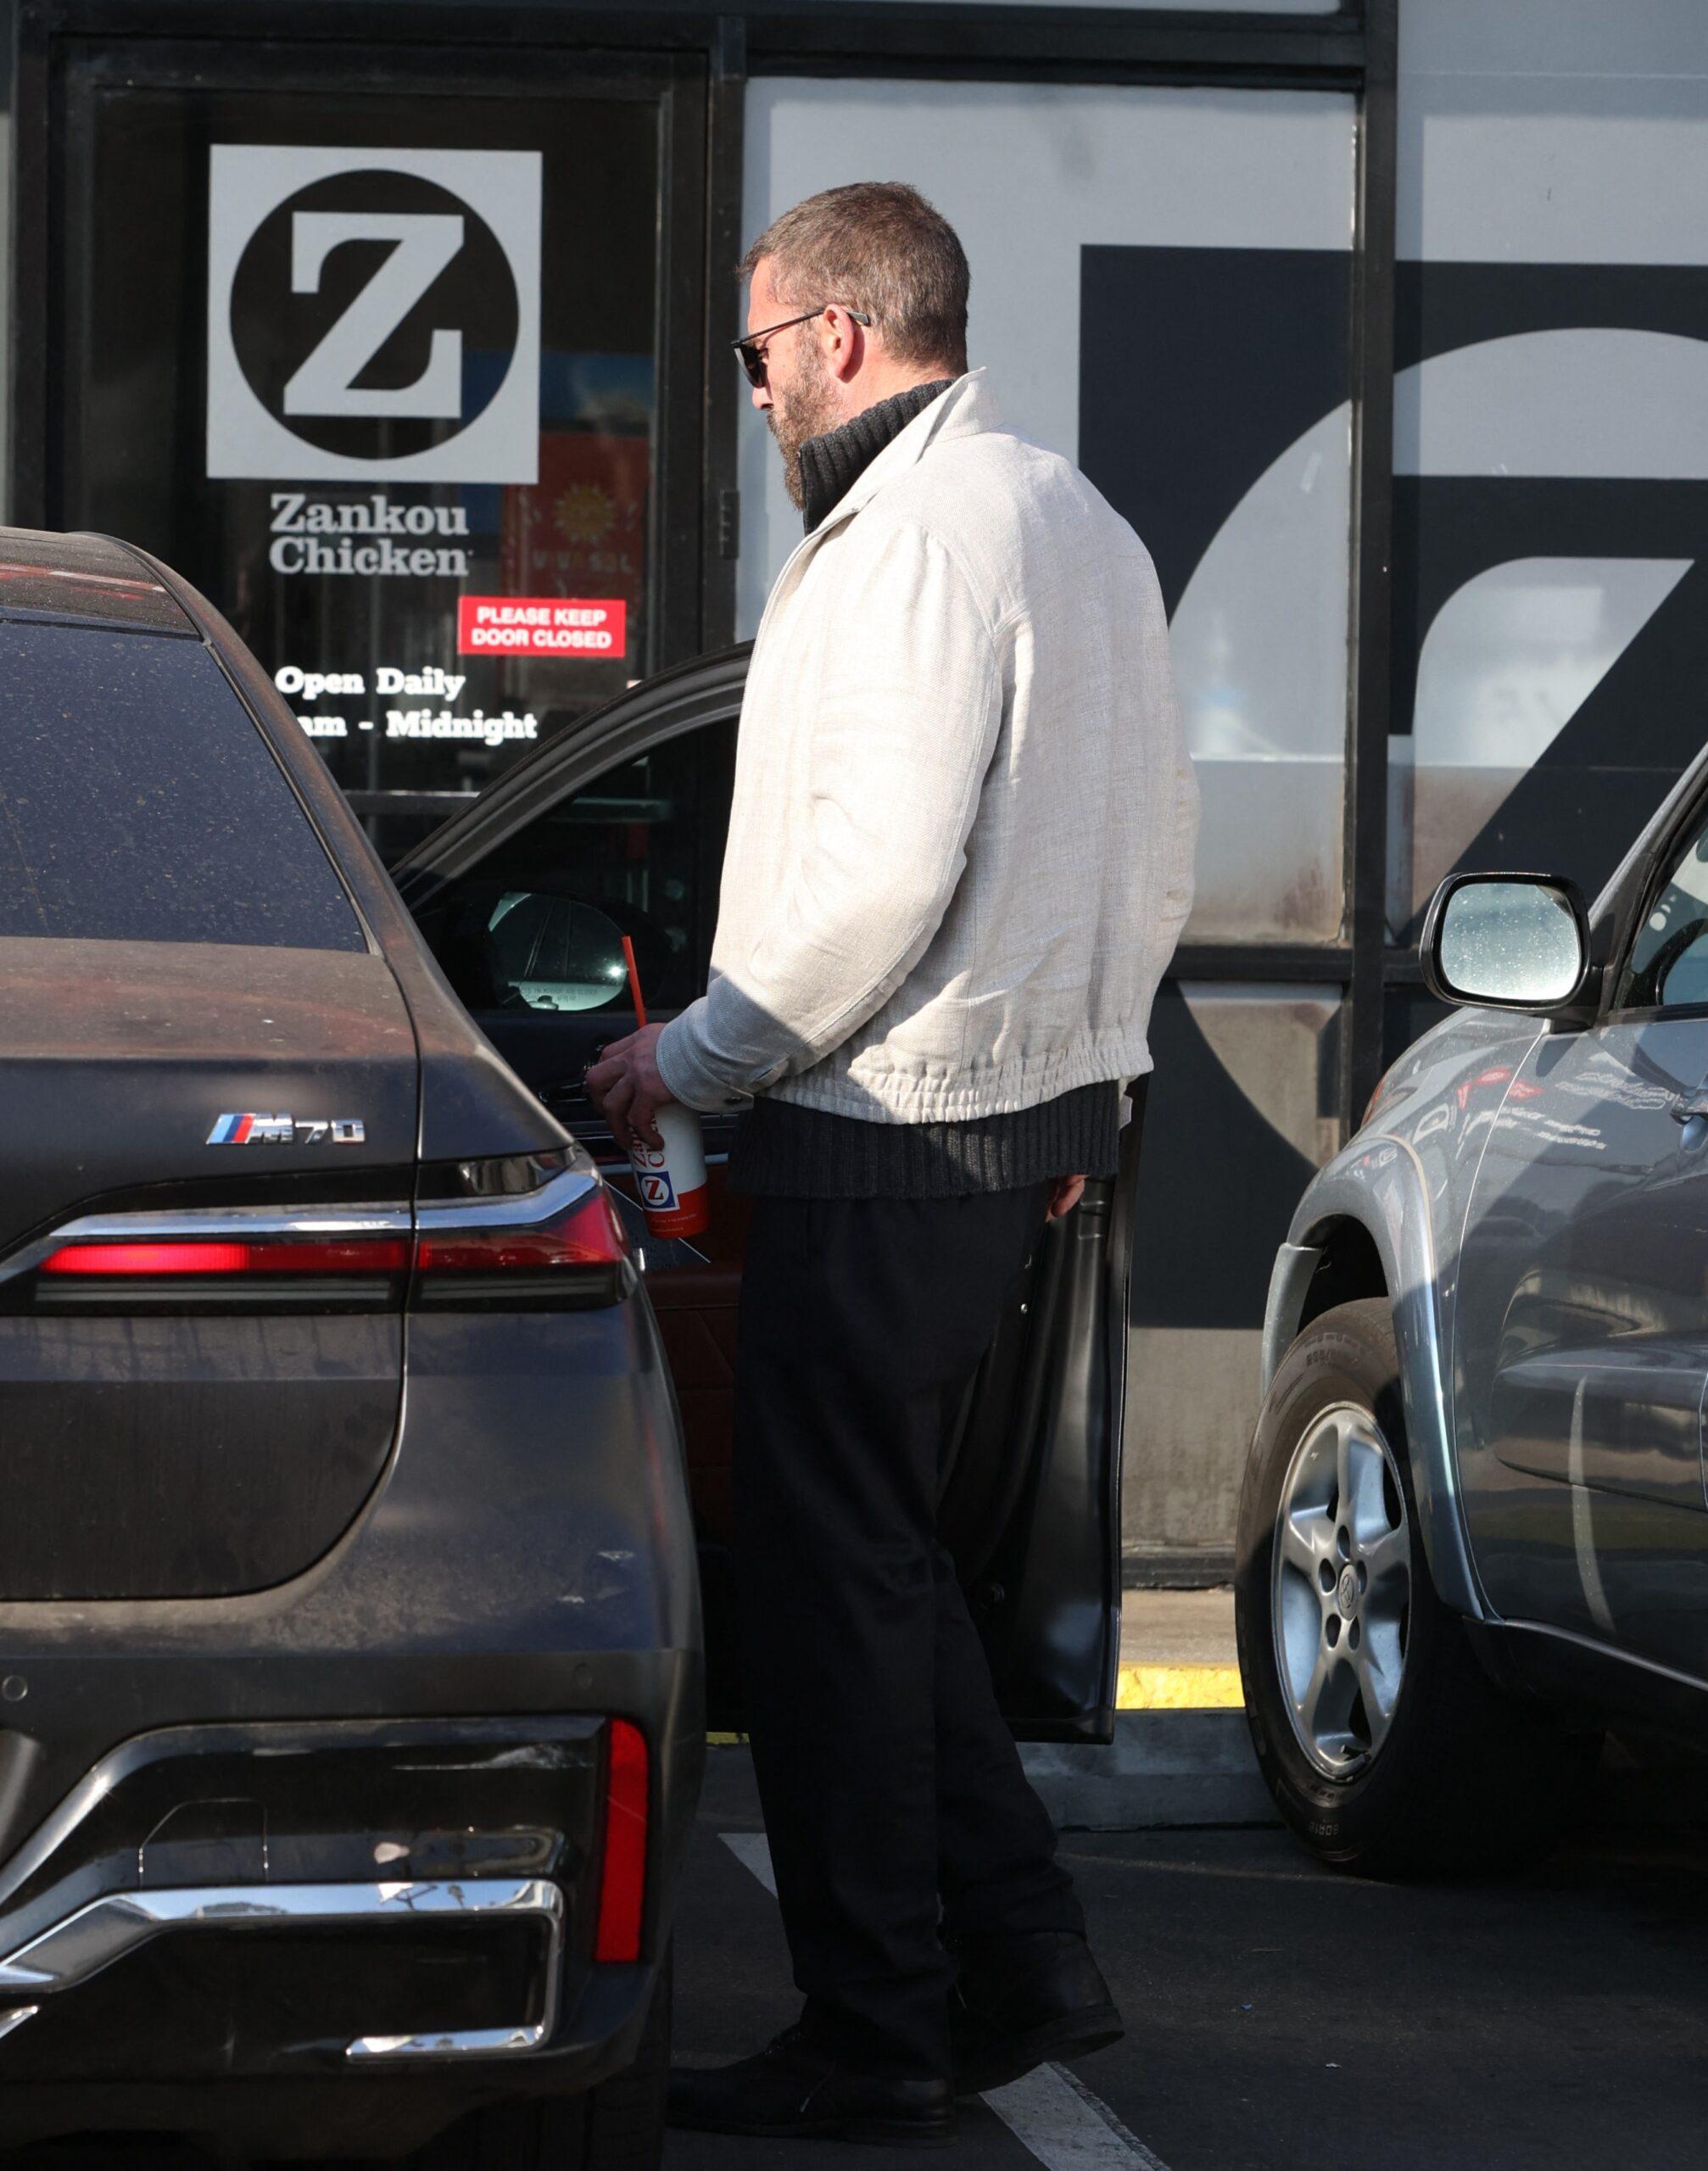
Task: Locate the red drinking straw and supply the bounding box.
[621,935,648,1026]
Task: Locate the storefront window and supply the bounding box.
[60,70,676,851]
[739,81,1357,943]
[1386,284,1708,946]
[1127,984,1343,1572]
[1388,3,1708,949]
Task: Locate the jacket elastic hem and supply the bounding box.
[767,1032,1153,1125]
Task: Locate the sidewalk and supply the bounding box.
[1021,1586,1269,1828]
[1117,1584,1241,1710]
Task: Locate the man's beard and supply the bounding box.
[767,342,840,511]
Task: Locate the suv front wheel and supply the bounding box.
[1235,1299,1594,1874]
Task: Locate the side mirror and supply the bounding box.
[1421,873,1592,1014]
[484,892,634,1013]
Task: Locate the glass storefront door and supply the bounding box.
[49,39,708,856]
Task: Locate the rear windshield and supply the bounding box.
[0,622,363,949]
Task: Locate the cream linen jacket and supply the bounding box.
[655,371,1199,1125]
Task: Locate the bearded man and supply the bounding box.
[588,180,1198,2147]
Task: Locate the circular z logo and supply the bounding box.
[206,146,541,483]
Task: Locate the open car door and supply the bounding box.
[394,648,1138,1742]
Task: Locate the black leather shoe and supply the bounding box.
[949,1929,1124,2094]
[667,2025,957,2147]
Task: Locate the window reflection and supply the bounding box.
[1388,556,1693,941]
[422,722,738,1019]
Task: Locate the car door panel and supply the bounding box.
[1489,1342,1708,1510]
[947,1092,1142,1736]
[1457,1005,1708,1677]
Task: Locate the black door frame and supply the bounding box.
[10,0,1397,1131]
[11,10,714,825]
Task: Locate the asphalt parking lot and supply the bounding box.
[673,1755,1708,2171]
[6,1731,1706,2170]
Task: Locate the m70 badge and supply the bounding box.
[206,1113,366,1145]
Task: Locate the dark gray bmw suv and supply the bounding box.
[0,528,700,2163]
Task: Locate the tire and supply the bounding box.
[1235,1299,1595,1876]
[400,1949,673,2171]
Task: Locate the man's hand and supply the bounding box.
[1046,1174,1086,1220]
[586,1024,669,1153]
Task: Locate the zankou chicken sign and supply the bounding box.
[266,491,472,576]
[206,145,541,483]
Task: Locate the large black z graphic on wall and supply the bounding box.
[1081,245,1350,1334]
[1080,244,1708,1335]
[1391,261,1708,941]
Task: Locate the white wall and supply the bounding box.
[739,81,1355,637]
[1390,0,1708,930]
[1398,0,1708,265]
[738,82,1359,952]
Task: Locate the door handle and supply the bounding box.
[1670,1097,1708,1125]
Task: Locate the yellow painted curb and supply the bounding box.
[1117,1663,1243,1711]
[706,1666,1243,1744]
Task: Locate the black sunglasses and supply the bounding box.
[732,306,873,389]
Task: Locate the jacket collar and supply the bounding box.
[804,369,1002,539]
[797,377,956,533]
[750,371,1002,655]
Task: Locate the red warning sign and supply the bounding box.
[456,595,627,659]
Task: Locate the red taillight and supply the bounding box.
[416,1187,628,1275]
[593,1719,649,1964]
[42,1237,409,1275]
[31,1176,628,1309]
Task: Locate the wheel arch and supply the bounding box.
[1259,1147,1487,1622]
[1299,1218,1387,1331]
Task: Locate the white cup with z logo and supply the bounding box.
[628,1103,709,1242]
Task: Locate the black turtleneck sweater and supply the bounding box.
[796,377,954,533]
[728,380,1122,1201]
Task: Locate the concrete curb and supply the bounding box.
[1020,1710,1277,1830]
[702,1712,1276,1834]
[702,1722,1708,1842]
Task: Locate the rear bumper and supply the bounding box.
[0,1703,697,2156]
[0,1287,704,2152]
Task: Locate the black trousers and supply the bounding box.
[732,1186,1085,2080]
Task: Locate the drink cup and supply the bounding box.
[628,1101,709,1242]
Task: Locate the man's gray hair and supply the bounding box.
[740,181,969,375]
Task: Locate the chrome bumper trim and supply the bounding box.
[416,1164,597,1233]
[0,1167,600,1286]
[349,2022,550,2059]
[0,1877,563,2060]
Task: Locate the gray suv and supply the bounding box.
[1238,754,1708,1872]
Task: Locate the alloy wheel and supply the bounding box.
[1270,1400,1411,1780]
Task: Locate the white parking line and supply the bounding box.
[984,2062,1170,2170]
[717,1831,1169,2171]
[720,1828,778,1895]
